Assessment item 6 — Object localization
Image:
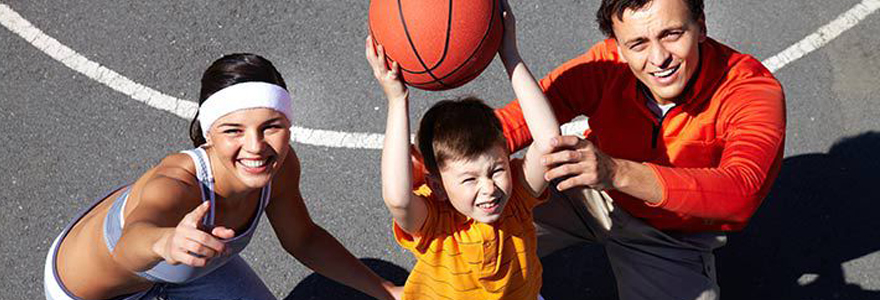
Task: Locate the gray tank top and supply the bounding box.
[102,147,271,283]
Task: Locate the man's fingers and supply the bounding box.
[555,174,601,192]
[555,173,614,191]
[549,135,584,150]
[542,149,587,167]
[179,201,210,229]
[545,161,586,182]
[555,176,584,192]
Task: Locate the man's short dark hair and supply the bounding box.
[596,0,705,38]
[416,97,507,175]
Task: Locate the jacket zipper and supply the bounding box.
[651,120,662,149]
[638,83,676,150]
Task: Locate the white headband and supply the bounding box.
[198,81,292,138]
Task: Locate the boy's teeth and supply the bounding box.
[477,199,497,208]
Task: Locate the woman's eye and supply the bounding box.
[461,178,475,184]
[223,129,242,134]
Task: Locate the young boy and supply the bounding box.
[365,2,560,299]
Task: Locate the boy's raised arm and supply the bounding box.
[366,36,428,235]
[498,1,561,196]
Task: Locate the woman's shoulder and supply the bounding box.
[131,152,201,204]
[153,152,199,183]
[109,151,203,228]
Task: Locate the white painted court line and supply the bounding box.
[762,0,880,73]
[1,1,878,149]
[0,2,387,149]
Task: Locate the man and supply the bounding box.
[494,0,786,299]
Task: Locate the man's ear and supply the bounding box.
[616,43,628,63]
[426,175,448,201]
[697,16,707,43]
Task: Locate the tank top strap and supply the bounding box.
[180,147,215,227]
[260,181,271,210]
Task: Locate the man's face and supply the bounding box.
[612,0,706,104]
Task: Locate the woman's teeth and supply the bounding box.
[240,159,267,168]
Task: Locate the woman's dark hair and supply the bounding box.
[596,0,704,38]
[189,53,288,146]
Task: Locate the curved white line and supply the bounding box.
[1,1,878,149]
[0,2,387,149]
[763,0,880,73]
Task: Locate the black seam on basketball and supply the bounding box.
[397,0,452,89]
[418,0,453,88]
[394,0,453,75]
[436,0,454,71]
[433,0,499,87]
[405,0,498,87]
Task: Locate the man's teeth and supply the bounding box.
[652,66,678,78]
[240,159,267,168]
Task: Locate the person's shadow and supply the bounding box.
[283,258,409,300]
[286,133,880,300]
[539,131,880,300]
[717,131,880,299]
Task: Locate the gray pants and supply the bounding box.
[534,188,726,300]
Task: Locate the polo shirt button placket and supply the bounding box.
[483,240,497,274]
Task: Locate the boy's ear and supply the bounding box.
[426,175,448,202]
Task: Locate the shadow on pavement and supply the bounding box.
[286,132,880,300]
[283,258,408,300]
[540,132,880,300]
[717,131,880,299]
[540,242,618,300]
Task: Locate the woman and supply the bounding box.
[44,53,400,300]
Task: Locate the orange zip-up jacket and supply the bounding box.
[495,38,786,232]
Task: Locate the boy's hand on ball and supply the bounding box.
[365,35,408,103]
[498,0,520,62]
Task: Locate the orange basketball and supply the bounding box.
[369,0,502,91]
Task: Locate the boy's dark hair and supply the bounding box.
[417,97,507,175]
[596,0,704,38]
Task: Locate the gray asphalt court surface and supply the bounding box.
[1,0,879,299]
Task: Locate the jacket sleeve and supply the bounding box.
[495,42,613,153]
[646,76,786,222]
